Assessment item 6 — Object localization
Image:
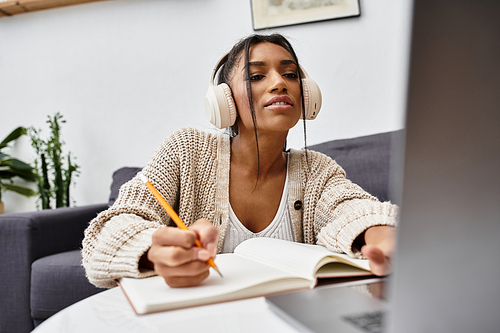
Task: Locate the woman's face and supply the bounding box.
[230,42,303,134]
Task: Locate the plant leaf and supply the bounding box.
[0,170,16,179]
[2,183,36,197]
[0,158,33,170]
[0,160,13,167]
[0,127,27,149]
[8,158,33,171]
[10,168,37,182]
[0,168,36,182]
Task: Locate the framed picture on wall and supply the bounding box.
[251,0,361,30]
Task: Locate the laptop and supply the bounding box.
[266,1,500,332]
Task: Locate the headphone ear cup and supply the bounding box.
[301,77,322,120]
[204,83,237,129]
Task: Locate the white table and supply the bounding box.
[33,278,382,333]
[32,287,299,333]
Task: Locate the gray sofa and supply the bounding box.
[0,129,403,332]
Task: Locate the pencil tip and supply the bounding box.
[213,266,223,278]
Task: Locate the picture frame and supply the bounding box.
[251,0,361,30]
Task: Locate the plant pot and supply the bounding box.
[0,201,4,214]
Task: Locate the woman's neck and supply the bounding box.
[230,129,288,179]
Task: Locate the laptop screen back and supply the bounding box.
[387,1,500,332]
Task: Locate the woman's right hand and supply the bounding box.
[143,218,218,287]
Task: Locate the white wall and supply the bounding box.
[0,0,413,213]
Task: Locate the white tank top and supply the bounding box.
[221,161,295,254]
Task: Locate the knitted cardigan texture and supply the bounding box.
[82,128,398,288]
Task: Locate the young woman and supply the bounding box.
[82,34,397,289]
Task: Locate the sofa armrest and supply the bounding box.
[0,204,108,260]
[0,203,107,333]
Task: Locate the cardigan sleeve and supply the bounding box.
[81,130,184,288]
[305,152,398,258]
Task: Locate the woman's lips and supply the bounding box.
[265,96,293,108]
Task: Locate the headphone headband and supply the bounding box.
[209,52,230,88]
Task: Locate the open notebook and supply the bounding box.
[118,237,372,314]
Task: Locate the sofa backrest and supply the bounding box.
[308,130,404,202]
[109,167,142,206]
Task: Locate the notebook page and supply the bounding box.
[234,238,346,279]
[119,253,314,314]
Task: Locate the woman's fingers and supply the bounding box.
[362,245,392,276]
[190,219,218,257]
[364,226,397,258]
[149,240,211,287]
[154,257,209,278]
[146,219,219,287]
[149,241,200,267]
[151,226,197,248]
[155,259,210,287]
[162,270,210,288]
[361,225,396,276]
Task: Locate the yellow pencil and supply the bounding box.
[138,173,223,278]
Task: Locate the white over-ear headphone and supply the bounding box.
[204,51,322,129]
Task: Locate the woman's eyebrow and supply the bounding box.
[280,59,297,66]
[247,59,297,67]
[248,61,266,67]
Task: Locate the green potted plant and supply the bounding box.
[29,113,79,209]
[0,127,37,214]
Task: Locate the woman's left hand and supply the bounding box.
[361,226,397,276]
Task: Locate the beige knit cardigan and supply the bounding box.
[82,128,398,288]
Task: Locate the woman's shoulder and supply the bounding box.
[289,148,340,165]
[169,127,226,140]
[289,148,346,176]
[162,127,228,147]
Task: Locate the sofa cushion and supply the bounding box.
[30,250,106,324]
[308,130,404,202]
[109,167,142,205]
